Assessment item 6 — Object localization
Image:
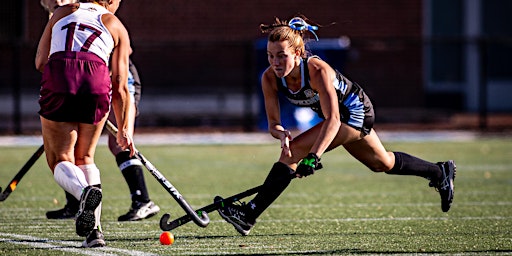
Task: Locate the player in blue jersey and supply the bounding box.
[217,16,456,236]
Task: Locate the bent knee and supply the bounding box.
[366,159,394,173]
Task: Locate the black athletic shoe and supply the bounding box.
[82,229,106,248]
[118,201,160,221]
[46,204,78,220]
[431,160,456,212]
[216,196,254,236]
[76,186,102,237]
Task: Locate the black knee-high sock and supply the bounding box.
[387,152,442,180]
[116,151,150,203]
[247,162,293,221]
[65,191,79,210]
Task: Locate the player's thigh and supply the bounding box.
[285,122,324,163]
[74,116,108,165]
[342,130,394,172]
[40,117,77,170]
[327,123,366,151]
[287,121,360,162]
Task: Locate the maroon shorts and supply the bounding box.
[39,51,111,124]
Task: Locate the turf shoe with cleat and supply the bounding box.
[216,196,255,236]
[118,201,160,221]
[82,229,106,248]
[75,186,102,237]
[46,192,79,219]
[46,203,78,220]
[430,160,456,212]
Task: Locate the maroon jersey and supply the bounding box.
[39,3,116,124]
[39,51,111,124]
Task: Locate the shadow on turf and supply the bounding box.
[192,250,512,255]
[104,235,512,254]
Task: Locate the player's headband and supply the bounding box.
[288,17,319,41]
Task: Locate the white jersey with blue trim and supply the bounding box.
[49,2,114,64]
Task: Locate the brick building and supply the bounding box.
[0,0,510,132]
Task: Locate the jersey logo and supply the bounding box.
[304,89,316,98]
[287,94,320,106]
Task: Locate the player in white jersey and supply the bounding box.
[35,0,134,247]
[41,0,160,223]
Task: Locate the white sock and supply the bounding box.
[78,164,101,186]
[78,164,102,229]
[53,161,88,200]
[94,202,102,230]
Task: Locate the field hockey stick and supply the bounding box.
[160,162,323,231]
[105,120,210,227]
[160,183,261,231]
[0,144,45,202]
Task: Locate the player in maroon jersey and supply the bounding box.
[36,0,134,247]
[40,0,160,223]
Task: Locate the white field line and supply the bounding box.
[1,215,509,255]
[260,215,512,223]
[144,215,507,230]
[0,130,481,147]
[267,201,512,208]
[0,232,157,256]
[0,233,110,256]
[0,200,510,214]
[167,215,510,227]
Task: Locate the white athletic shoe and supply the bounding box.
[118,201,160,221]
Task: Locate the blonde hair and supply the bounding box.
[260,17,306,57]
[260,16,322,58]
[40,0,78,13]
